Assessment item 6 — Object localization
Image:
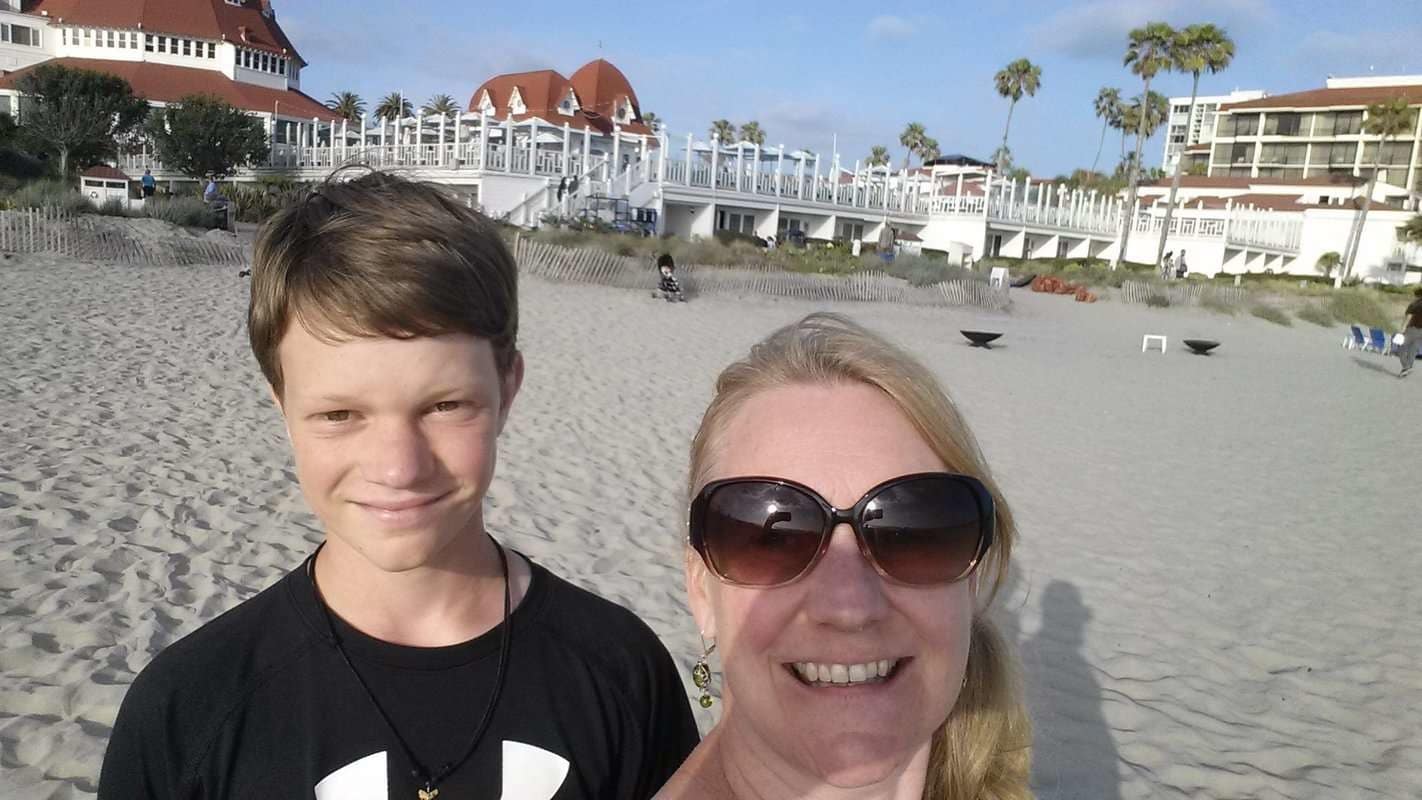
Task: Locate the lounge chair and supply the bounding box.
[1346,325,1367,349]
[1369,327,1392,355]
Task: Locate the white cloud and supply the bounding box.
[1027,0,1275,60]
[867,15,916,42]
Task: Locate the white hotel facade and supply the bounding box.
[0,1,1416,283]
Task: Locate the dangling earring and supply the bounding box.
[692,637,716,708]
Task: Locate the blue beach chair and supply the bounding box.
[1369,328,1392,355]
[1346,325,1367,350]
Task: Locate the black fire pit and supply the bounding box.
[1183,339,1220,355]
[961,330,1004,348]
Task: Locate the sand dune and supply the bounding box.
[1,255,1419,798]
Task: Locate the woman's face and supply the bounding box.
[687,381,975,788]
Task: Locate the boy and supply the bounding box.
[654,253,686,302]
[99,171,698,799]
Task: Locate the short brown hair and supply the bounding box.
[248,170,518,396]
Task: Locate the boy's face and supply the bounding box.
[660,266,672,276]
[274,323,522,573]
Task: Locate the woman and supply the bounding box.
[659,313,1030,799]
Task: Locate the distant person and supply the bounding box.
[141,169,156,198]
[203,176,219,203]
[557,176,568,202]
[1162,251,1174,280]
[654,253,686,302]
[568,174,580,198]
[1398,286,1422,378]
[1176,250,1188,280]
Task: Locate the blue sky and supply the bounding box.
[282,0,1421,176]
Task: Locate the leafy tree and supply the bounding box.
[642,111,661,132]
[867,145,890,167]
[325,91,365,122]
[1402,214,1422,245]
[919,137,940,164]
[15,64,148,177]
[1114,21,1176,270]
[1156,23,1235,268]
[1316,250,1342,278]
[423,93,458,116]
[374,93,413,121]
[1338,98,1416,285]
[1090,87,1123,187]
[738,121,765,146]
[709,119,735,143]
[993,58,1042,171]
[145,94,269,179]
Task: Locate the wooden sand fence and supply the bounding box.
[0,207,249,267]
[513,237,1010,311]
[1120,280,1248,308]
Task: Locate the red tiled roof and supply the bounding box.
[24,0,302,61]
[81,164,130,180]
[1221,85,1422,111]
[468,61,653,137]
[0,57,339,121]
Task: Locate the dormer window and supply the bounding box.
[558,89,579,117]
[614,98,632,124]
[507,87,526,115]
[476,90,494,115]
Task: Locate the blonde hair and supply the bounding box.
[689,312,1031,800]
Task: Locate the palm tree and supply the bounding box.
[374,93,413,122]
[325,91,365,122]
[423,93,458,116]
[1113,21,1176,271]
[738,121,765,146]
[1090,87,1122,187]
[919,137,940,164]
[993,58,1042,171]
[1155,24,1236,268]
[899,122,926,168]
[1338,97,1417,286]
[1315,251,1342,279]
[642,111,662,133]
[709,119,735,144]
[867,145,890,167]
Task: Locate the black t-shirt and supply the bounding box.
[98,553,699,800]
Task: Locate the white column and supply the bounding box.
[454,114,462,164]
[582,125,591,179]
[657,131,668,182]
[775,144,785,197]
[438,113,446,166]
[812,154,821,202]
[736,143,744,192]
[380,114,387,149]
[562,123,571,176]
[752,143,761,194]
[503,116,514,173]
[611,125,621,184]
[528,119,537,175]
[711,135,720,193]
[479,114,488,170]
[684,133,693,185]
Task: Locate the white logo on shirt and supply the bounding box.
[313,742,571,799]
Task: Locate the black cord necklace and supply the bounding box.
[307,539,513,800]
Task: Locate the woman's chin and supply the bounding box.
[804,737,916,789]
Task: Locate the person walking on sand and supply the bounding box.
[98,171,699,800]
[1397,286,1422,378]
[1176,249,1188,280]
[141,169,156,199]
[1162,251,1174,281]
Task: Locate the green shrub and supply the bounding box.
[143,196,216,228]
[7,178,88,212]
[883,253,971,286]
[1327,290,1390,329]
[1144,294,1171,308]
[1199,292,1239,316]
[1250,303,1291,326]
[224,179,310,223]
[1295,304,1334,327]
[96,197,130,217]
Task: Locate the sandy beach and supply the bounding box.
[2,254,1420,799]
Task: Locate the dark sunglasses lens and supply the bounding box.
[860,476,987,584]
[703,483,826,585]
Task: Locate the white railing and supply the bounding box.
[1225,212,1303,252]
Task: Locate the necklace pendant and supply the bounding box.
[418,788,439,800]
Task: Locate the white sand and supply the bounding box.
[1,255,1419,799]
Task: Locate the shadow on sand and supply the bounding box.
[995,570,1123,800]
[1350,355,1401,377]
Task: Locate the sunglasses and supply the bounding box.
[689,472,994,587]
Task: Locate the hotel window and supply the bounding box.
[261,53,269,71]
[182,39,191,56]
[277,57,285,74]
[82,28,92,46]
[6,24,41,47]
[1259,143,1305,165]
[1264,113,1302,136]
[105,30,113,47]
[1317,111,1363,136]
[208,42,216,58]
[1218,142,1254,165]
[1362,141,1415,167]
[1312,142,1357,166]
[157,36,167,53]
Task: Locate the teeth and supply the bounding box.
[792,659,899,686]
